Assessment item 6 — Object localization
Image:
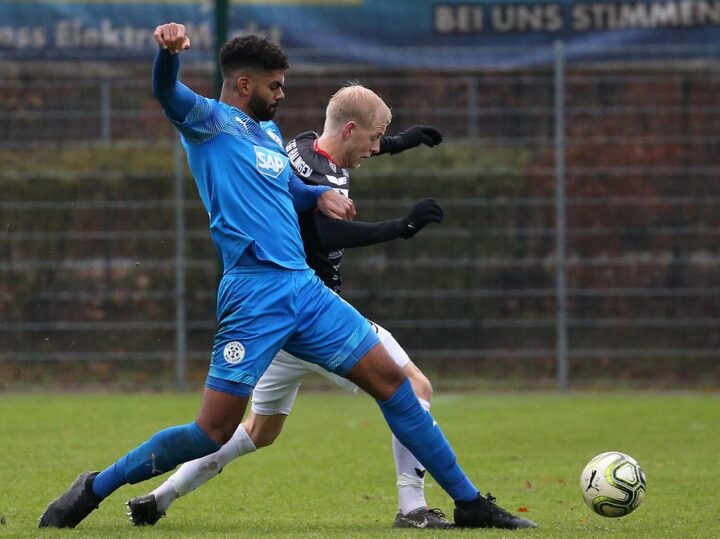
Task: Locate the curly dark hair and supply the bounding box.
[220,35,289,77]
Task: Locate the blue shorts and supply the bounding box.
[206,267,379,396]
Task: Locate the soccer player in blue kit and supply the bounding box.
[128,85,451,530]
[39,22,536,531]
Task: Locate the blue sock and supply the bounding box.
[377,379,478,502]
[92,421,221,500]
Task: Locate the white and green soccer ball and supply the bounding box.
[580,451,646,517]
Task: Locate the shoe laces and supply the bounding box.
[427,508,447,520]
[483,492,517,519]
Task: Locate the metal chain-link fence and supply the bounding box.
[2,45,719,390]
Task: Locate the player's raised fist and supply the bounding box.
[154,23,191,54]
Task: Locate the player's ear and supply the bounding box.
[236,75,252,96]
[341,121,356,140]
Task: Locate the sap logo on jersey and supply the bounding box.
[223,341,245,364]
[254,146,288,179]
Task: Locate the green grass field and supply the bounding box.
[1,390,718,538]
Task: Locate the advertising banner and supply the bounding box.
[1,0,719,66]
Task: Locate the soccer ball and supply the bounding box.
[580,451,646,517]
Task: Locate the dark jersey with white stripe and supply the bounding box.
[286,131,351,292]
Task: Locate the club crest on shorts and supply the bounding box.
[223,341,245,364]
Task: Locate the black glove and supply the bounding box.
[379,125,444,155]
[398,198,444,239]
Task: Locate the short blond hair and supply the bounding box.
[324,84,392,133]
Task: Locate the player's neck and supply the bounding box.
[315,133,343,167]
[219,92,259,122]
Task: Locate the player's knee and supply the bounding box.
[201,423,236,445]
[196,412,241,445]
[406,368,433,402]
[346,343,408,399]
[373,361,407,397]
[243,414,285,449]
[196,390,248,444]
[246,425,278,449]
[253,432,279,448]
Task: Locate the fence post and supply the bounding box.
[100,79,111,143]
[215,0,229,98]
[174,136,187,391]
[554,40,569,392]
[465,75,480,137]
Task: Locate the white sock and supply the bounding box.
[151,424,257,513]
[394,397,431,515]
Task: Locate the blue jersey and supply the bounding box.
[170,94,309,272]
